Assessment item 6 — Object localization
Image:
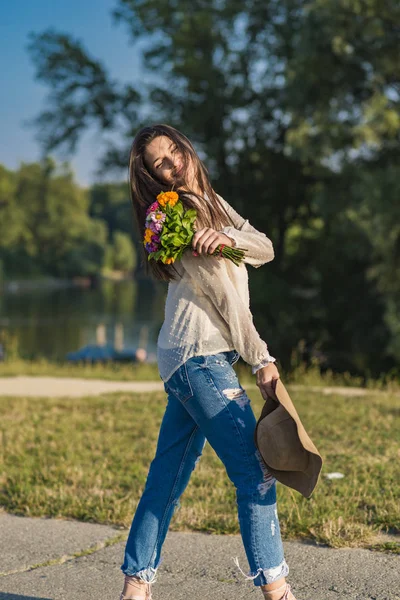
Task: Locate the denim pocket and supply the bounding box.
[164,363,194,404]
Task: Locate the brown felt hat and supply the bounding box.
[254,378,323,498]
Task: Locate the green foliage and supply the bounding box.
[89,182,133,238]
[0,160,136,278]
[108,231,136,272]
[0,165,24,249]
[348,161,400,361]
[23,0,400,377]
[0,159,105,277]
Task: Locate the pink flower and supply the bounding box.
[150,211,166,223]
[147,201,159,214]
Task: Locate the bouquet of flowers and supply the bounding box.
[143,191,247,266]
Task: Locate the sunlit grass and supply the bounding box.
[0,357,161,381]
[0,387,398,552]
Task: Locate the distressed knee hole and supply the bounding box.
[223,387,250,410]
[255,449,276,496]
[222,387,245,399]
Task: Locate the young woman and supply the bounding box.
[119,124,298,600]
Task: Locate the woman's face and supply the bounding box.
[144,135,195,188]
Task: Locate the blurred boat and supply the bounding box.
[66,343,146,363]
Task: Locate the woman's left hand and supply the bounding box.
[256,362,280,402]
[192,228,234,255]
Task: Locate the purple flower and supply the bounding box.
[147,220,158,233]
[153,220,164,233]
[149,242,159,253]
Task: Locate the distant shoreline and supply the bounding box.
[0,272,133,294]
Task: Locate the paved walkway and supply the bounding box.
[0,376,165,397]
[0,512,399,600]
[0,375,390,398]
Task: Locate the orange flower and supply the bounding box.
[157,190,179,208]
[144,228,153,243]
[164,257,175,264]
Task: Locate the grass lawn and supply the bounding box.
[0,386,398,553]
[0,358,162,381]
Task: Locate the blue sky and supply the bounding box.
[0,0,142,187]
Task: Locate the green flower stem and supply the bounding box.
[191,244,248,267]
[212,245,248,266]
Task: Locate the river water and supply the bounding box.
[0,278,167,362]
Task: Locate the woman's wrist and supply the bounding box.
[252,356,277,375]
[220,232,236,248]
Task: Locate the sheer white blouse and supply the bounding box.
[156,193,276,382]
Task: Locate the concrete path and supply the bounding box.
[0,376,392,398]
[0,376,165,397]
[0,512,399,600]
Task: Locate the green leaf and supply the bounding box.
[174,201,184,216]
[171,235,185,246]
[184,208,197,220]
[182,217,194,229]
[175,246,186,261]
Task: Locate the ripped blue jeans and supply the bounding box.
[120,350,290,587]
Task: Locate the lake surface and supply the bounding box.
[0,278,167,362]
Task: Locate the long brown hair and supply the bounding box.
[128,123,235,282]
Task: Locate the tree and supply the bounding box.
[25,0,400,375]
[106,231,137,272]
[89,182,133,238]
[0,159,108,278]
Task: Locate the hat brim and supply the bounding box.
[254,379,323,498]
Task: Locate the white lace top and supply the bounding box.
[156,193,276,382]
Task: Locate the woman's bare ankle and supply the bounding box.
[260,577,288,598]
[122,574,148,594]
[261,576,286,591]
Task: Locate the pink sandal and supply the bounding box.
[261,581,298,600]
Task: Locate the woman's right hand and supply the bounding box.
[255,362,280,402]
[191,227,234,255]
